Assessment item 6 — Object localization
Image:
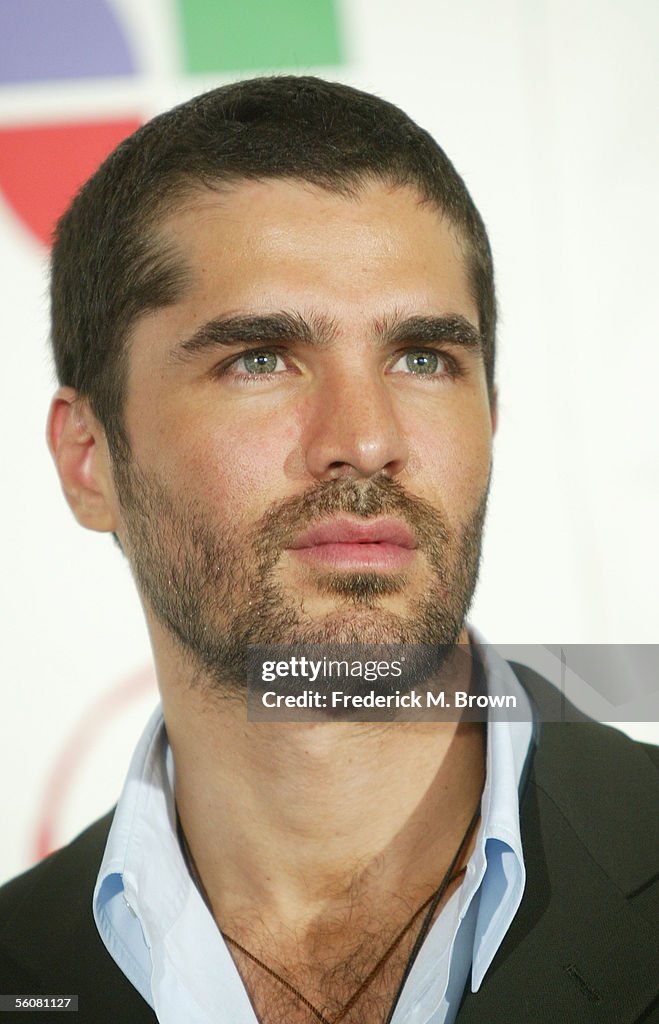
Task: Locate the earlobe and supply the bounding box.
[47,387,118,532]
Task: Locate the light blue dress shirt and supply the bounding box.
[93,636,533,1024]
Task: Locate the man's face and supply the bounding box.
[112,179,494,690]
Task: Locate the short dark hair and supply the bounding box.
[51,75,496,457]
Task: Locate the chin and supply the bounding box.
[293,608,432,647]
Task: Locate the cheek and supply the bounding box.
[157,412,301,524]
[408,404,493,519]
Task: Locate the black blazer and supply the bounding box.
[1,665,658,1023]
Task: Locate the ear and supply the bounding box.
[47,387,119,532]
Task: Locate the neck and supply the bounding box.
[155,628,485,936]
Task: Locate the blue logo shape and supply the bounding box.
[0,0,136,84]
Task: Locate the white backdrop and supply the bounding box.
[1,0,657,884]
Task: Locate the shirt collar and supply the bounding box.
[390,631,533,1018]
[94,634,534,1018]
[468,629,533,990]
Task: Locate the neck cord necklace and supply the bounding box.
[382,795,480,1024]
[177,793,482,1024]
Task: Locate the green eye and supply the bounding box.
[405,351,439,375]
[242,351,279,374]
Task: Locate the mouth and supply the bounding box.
[287,517,418,571]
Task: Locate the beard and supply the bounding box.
[113,457,488,696]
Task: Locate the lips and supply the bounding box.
[287,517,418,570]
[290,517,417,549]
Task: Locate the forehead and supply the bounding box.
[151,178,477,324]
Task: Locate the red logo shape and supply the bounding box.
[0,118,141,245]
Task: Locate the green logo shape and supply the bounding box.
[177,0,343,73]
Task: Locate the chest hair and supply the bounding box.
[224,895,453,1024]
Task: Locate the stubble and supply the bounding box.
[113,460,488,695]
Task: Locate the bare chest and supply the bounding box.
[230,936,419,1024]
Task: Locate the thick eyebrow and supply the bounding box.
[375,314,483,352]
[170,311,337,363]
[170,310,483,365]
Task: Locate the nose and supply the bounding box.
[303,366,410,481]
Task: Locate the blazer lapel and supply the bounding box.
[457,683,659,1023]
